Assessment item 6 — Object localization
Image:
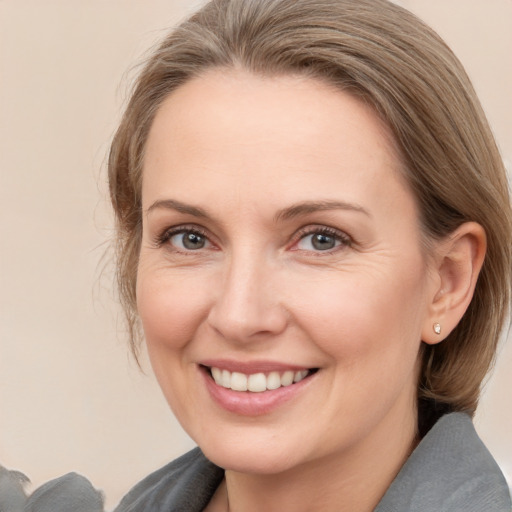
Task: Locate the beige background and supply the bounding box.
[0,1,510,509]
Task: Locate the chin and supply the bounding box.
[196,428,309,475]
[205,447,300,475]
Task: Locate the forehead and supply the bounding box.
[142,69,415,222]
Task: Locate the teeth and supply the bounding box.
[221,369,231,388]
[266,371,281,390]
[294,370,308,382]
[211,367,222,383]
[281,371,295,386]
[248,373,267,392]
[210,367,311,392]
[231,372,248,391]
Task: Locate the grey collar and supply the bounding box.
[375,412,511,511]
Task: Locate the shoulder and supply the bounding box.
[114,448,224,512]
[0,465,104,512]
[376,412,512,512]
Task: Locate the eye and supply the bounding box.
[294,227,350,252]
[297,232,340,251]
[157,227,212,252]
[171,231,209,250]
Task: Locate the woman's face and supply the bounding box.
[137,70,437,474]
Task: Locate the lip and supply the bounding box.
[199,361,317,416]
[200,358,310,374]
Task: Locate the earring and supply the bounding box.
[433,323,442,335]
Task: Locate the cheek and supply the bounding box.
[288,265,427,368]
[135,269,212,423]
[291,269,427,429]
[136,270,210,351]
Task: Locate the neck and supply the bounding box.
[214,406,418,512]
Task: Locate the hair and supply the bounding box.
[108,0,511,419]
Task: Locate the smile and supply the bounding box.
[200,363,318,415]
[209,367,312,392]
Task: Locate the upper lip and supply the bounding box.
[199,359,313,374]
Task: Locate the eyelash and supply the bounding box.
[291,226,352,254]
[155,225,212,251]
[154,224,352,254]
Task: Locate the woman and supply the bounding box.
[109,0,512,510]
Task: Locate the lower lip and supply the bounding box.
[200,367,315,416]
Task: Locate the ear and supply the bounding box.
[422,222,486,345]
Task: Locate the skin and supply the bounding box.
[136,70,485,512]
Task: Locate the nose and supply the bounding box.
[207,250,288,344]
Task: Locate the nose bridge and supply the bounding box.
[207,243,287,342]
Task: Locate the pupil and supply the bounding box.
[312,233,335,250]
[183,233,205,249]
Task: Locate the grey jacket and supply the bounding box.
[114,412,512,511]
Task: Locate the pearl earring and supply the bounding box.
[433,323,441,335]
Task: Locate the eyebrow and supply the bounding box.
[274,200,371,222]
[146,199,210,218]
[145,198,370,222]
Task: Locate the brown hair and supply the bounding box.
[108,0,512,416]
